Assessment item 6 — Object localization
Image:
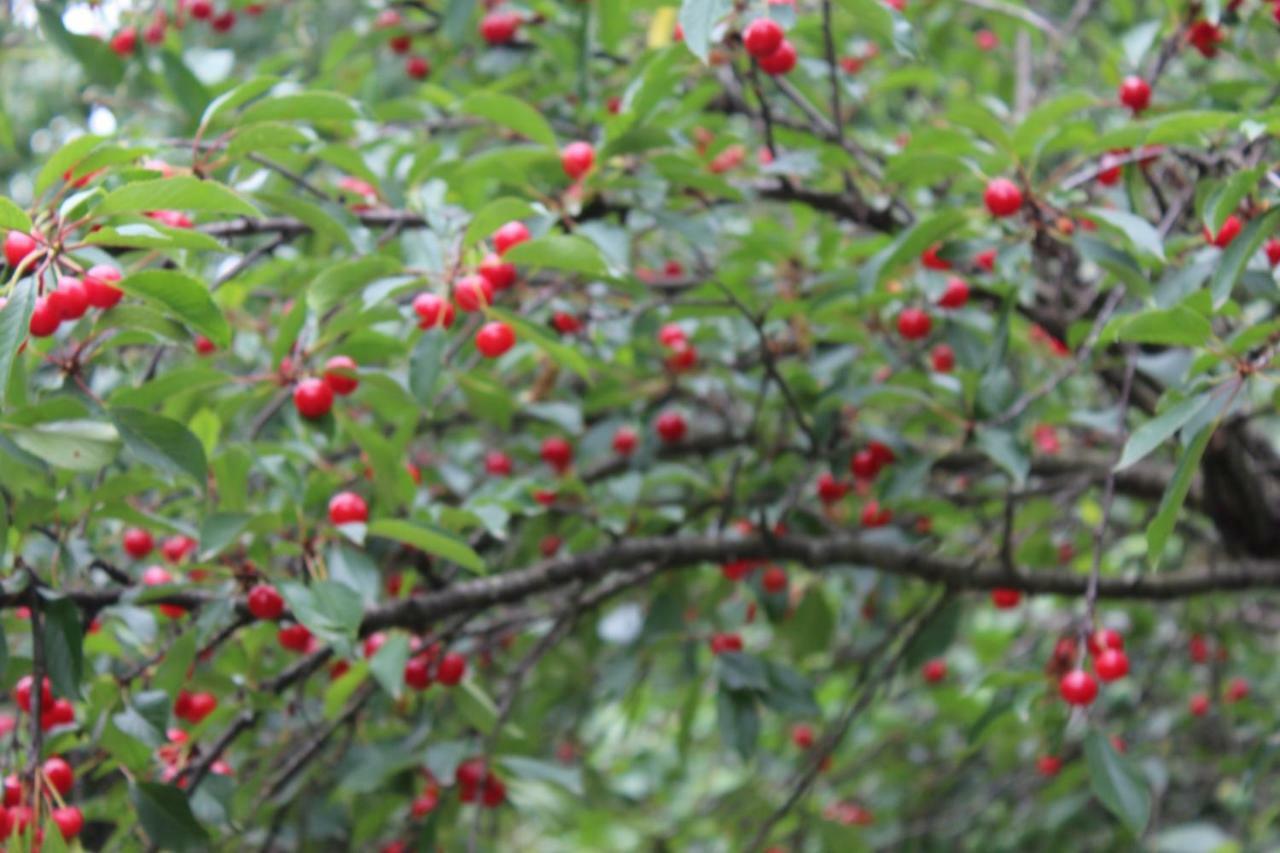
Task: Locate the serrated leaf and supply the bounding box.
[369,633,410,700]
[117,270,230,347]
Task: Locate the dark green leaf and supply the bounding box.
[1084,730,1151,834]
[42,596,84,700]
[111,407,208,489]
[131,782,211,851]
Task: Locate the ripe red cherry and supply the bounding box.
[413,293,455,330]
[51,806,83,841]
[404,656,432,690]
[42,756,73,796]
[762,566,787,593]
[375,9,402,28]
[323,355,359,396]
[983,177,1023,217]
[1188,693,1210,717]
[551,312,581,335]
[921,244,951,270]
[161,535,196,563]
[1094,648,1129,682]
[1036,755,1062,777]
[484,450,513,476]
[194,335,216,354]
[188,0,213,18]
[481,773,506,808]
[142,565,173,587]
[1058,669,1098,706]
[247,584,285,620]
[850,449,879,480]
[1086,628,1124,656]
[144,21,166,44]
[896,307,932,340]
[328,491,369,525]
[1188,633,1209,663]
[658,324,687,348]
[1267,238,1280,267]
[1118,75,1151,113]
[49,277,89,321]
[655,410,687,444]
[211,9,236,32]
[480,10,520,45]
[1225,677,1249,703]
[478,253,516,290]
[974,248,997,272]
[791,723,814,749]
[84,265,124,308]
[743,17,784,58]
[123,527,154,558]
[405,56,430,80]
[990,587,1021,609]
[185,692,217,723]
[28,297,61,337]
[612,426,638,455]
[110,26,138,56]
[277,623,313,652]
[860,500,892,528]
[436,652,466,686]
[493,221,530,255]
[938,277,969,309]
[42,698,74,730]
[475,321,516,358]
[758,39,797,75]
[389,34,412,53]
[293,378,334,419]
[4,231,38,268]
[454,274,494,312]
[1203,214,1242,248]
[930,344,955,373]
[561,141,595,180]
[922,658,946,684]
[816,472,849,504]
[14,675,52,713]
[709,632,743,655]
[540,437,574,473]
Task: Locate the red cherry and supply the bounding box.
[454,274,494,312]
[665,343,697,372]
[1225,677,1249,703]
[51,806,83,841]
[389,34,412,54]
[475,321,516,358]
[896,307,932,340]
[983,177,1023,217]
[1188,634,1210,663]
[922,658,947,684]
[375,9,402,28]
[123,527,154,558]
[1093,648,1129,682]
[405,56,430,80]
[938,277,969,309]
[921,244,951,270]
[1118,75,1151,113]
[413,293,455,330]
[493,221,531,255]
[247,584,285,620]
[974,248,997,272]
[1036,755,1062,777]
[658,324,687,348]
[42,757,73,796]
[14,676,52,714]
[328,491,369,525]
[84,265,124,308]
[551,312,581,335]
[481,773,506,807]
[930,344,955,373]
[211,10,236,32]
[743,17,784,58]
[456,758,487,788]
[404,656,432,691]
[1086,628,1124,656]
[1189,692,1210,717]
[860,500,892,528]
[146,209,194,228]
[185,692,217,723]
[4,231,38,269]
[144,21,167,44]
[762,566,787,593]
[990,587,1021,609]
[110,26,138,56]
[436,652,466,685]
[3,775,18,807]
[612,426,638,455]
[540,437,574,473]
[480,11,520,45]
[49,277,89,321]
[758,39,797,75]
[791,723,814,749]
[709,632,743,655]
[194,335,217,354]
[1058,669,1098,706]
[1266,238,1280,267]
[28,297,61,338]
[161,535,196,563]
[323,355,359,396]
[277,623,313,652]
[485,450,513,476]
[293,378,334,419]
[478,253,516,290]
[1203,214,1242,248]
[850,449,879,480]
[539,535,562,557]
[816,472,849,504]
[561,141,596,180]
[655,410,687,444]
[142,565,173,586]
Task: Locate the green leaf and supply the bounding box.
[716,652,770,692]
[198,513,252,559]
[367,519,487,574]
[35,134,105,196]
[1147,422,1215,565]
[679,0,733,63]
[309,256,403,314]
[1116,393,1217,471]
[281,580,365,648]
[409,331,447,406]
[97,177,262,218]
[8,420,120,472]
[1203,166,1265,233]
[131,782,211,851]
[1102,305,1211,347]
[237,92,361,126]
[153,631,198,698]
[1013,92,1097,158]
[499,756,584,795]
[974,427,1029,486]
[903,598,962,667]
[444,0,477,40]
[369,633,410,700]
[1084,729,1151,835]
[1209,206,1280,309]
[160,51,211,119]
[198,76,281,133]
[486,307,592,380]
[36,6,125,88]
[860,209,967,290]
[255,190,352,248]
[41,596,83,700]
[459,92,558,148]
[85,223,226,251]
[110,408,208,489]
[502,234,613,278]
[1086,207,1165,261]
[0,197,31,232]
[463,197,538,248]
[117,270,231,347]
[715,686,760,760]
[0,279,35,411]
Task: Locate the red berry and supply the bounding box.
[612,426,638,455]
[277,623,313,652]
[540,437,574,473]
[1036,755,1062,777]
[709,632,743,655]
[194,335,217,354]
[938,277,969,309]
[436,652,466,685]
[990,587,1021,609]
[493,221,531,255]
[561,141,596,180]
[42,757,73,796]
[51,806,83,841]
[188,0,214,19]
[328,491,369,525]
[478,253,516,290]
[930,344,955,373]
[743,18,784,58]
[758,39,797,75]
[211,10,236,32]
[896,307,932,340]
[28,297,61,337]
[1086,628,1124,656]
[762,566,787,593]
[481,773,506,807]
[974,248,997,272]
[2,775,18,807]
[816,472,849,504]
[485,450,513,476]
[655,410,687,444]
[983,177,1023,217]
[552,312,582,334]
[247,584,285,620]
[389,34,412,54]
[161,535,196,563]
[144,21,167,44]
[323,355,359,395]
[860,500,892,528]
[454,274,494,312]
[1058,669,1098,706]
[14,676,52,713]
[49,277,89,321]
[404,656,432,690]
[1093,648,1129,682]
[1188,633,1209,663]
[1118,75,1151,113]
[293,378,334,419]
[658,323,687,348]
[791,723,814,749]
[475,321,516,358]
[405,56,430,80]
[84,264,124,308]
[1189,692,1210,716]
[413,293,455,330]
[142,565,173,586]
[480,11,520,45]
[1225,676,1249,703]
[110,26,138,56]
[185,692,217,723]
[922,658,946,684]
[1266,238,1280,267]
[1203,214,1242,248]
[921,244,951,270]
[123,527,154,558]
[850,449,879,480]
[4,231,38,269]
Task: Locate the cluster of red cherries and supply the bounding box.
[3,231,124,338]
[109,0,267,57]
[3,686,84,842]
